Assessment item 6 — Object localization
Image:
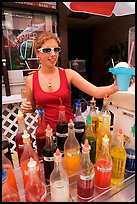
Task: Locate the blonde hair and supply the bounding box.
[33,32,61,50]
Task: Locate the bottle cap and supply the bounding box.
[102,110,109,118]
[131,124,135,136]
[59,105,65,111]
[46,124,53,137]
[22,130,30,139]
[86,115,92,125]
[82,139,91,153]
[17,109,23,118]
[27,157,37,169]
[77,99,81,109]
[102,134,109,143]
[54,148,62,162]
[68,119,74,129]
[39,106,44,117]
[117,129,123,137]
[2,169,6,183]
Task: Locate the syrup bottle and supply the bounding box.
[98,93,111,129]
[42,124,57,184]
[81,115,96,164]
[2,133,13,164]
[2,150,18,192]
[74,99,85,149]
[15,109,30,163]
[77,139,95,200]
[20,130,40,188]
[87,97,99,138]
[35,106,47,160]
[24,157,47,202]
[2,169,20,202]
[96,110,112,158]
[125,124,135,173]
[56,100,68,153]
[111,129,127,185]
[64,119,81,176]
[94,134,112,193]
[50,149,70,202]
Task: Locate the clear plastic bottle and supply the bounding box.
[81,115,96,164]
[98,94,111,129]
[94,134,112,193]
[35,106,47,160]
[42,124,57,184]
[87,97,99,138]
[15,109,31,163]
[20,130,40,188]
[64,119,81,176]
[96,110,112,158]
[77,139,95,200]
[50,149,70,202]
[125,124,135,173]
[2,169,20,202]
[74,99,85,149]
[24,157,47,202]
[2,150,18,192]
[111,129,127,185]
[56,104,68,153]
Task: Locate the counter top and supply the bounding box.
[2,94,26,105]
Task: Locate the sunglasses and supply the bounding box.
[38,47,61,53]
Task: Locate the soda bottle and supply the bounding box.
[87,97,99,138]
[50,148,70,202]
[125,124,135,173]
[77,139,95,200]
[81,115,96,164]
[56,104,68,153]
[35,106,47,160]
[2,150,18,192]
[42,124,57,184]
[96,110,112,158]
[24,157,47,202]
[111,129,127,185]
[2,169,20,202]
[73,99,85,149]
[20,130,40,188]
[98,93,111,129]
[15,109,31,163]
[64,119,81,176]
[94,134,112,193]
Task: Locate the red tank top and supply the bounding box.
[33,67,74,132]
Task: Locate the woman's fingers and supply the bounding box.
[20,101,32,113]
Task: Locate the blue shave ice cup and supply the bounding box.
[109,67,135,91]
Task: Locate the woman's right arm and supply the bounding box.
[21,74,36,113]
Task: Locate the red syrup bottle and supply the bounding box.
[15,109,31,163]
[24,157,47,202]
[35,106,47,160]
[77,139,95,201]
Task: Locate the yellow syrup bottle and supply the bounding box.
[110,129,127,185]
[87,97,99,139]
[98,93,111,129]
[64,119,81,176]
[96,110,112,158]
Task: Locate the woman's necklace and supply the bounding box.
[40,67,55,87]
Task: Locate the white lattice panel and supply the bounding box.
[2,103,38,154]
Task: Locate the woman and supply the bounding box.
[21,31,119,133]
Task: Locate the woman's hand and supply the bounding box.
[20,101,33,114]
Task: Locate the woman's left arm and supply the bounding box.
[65,69,118,98]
